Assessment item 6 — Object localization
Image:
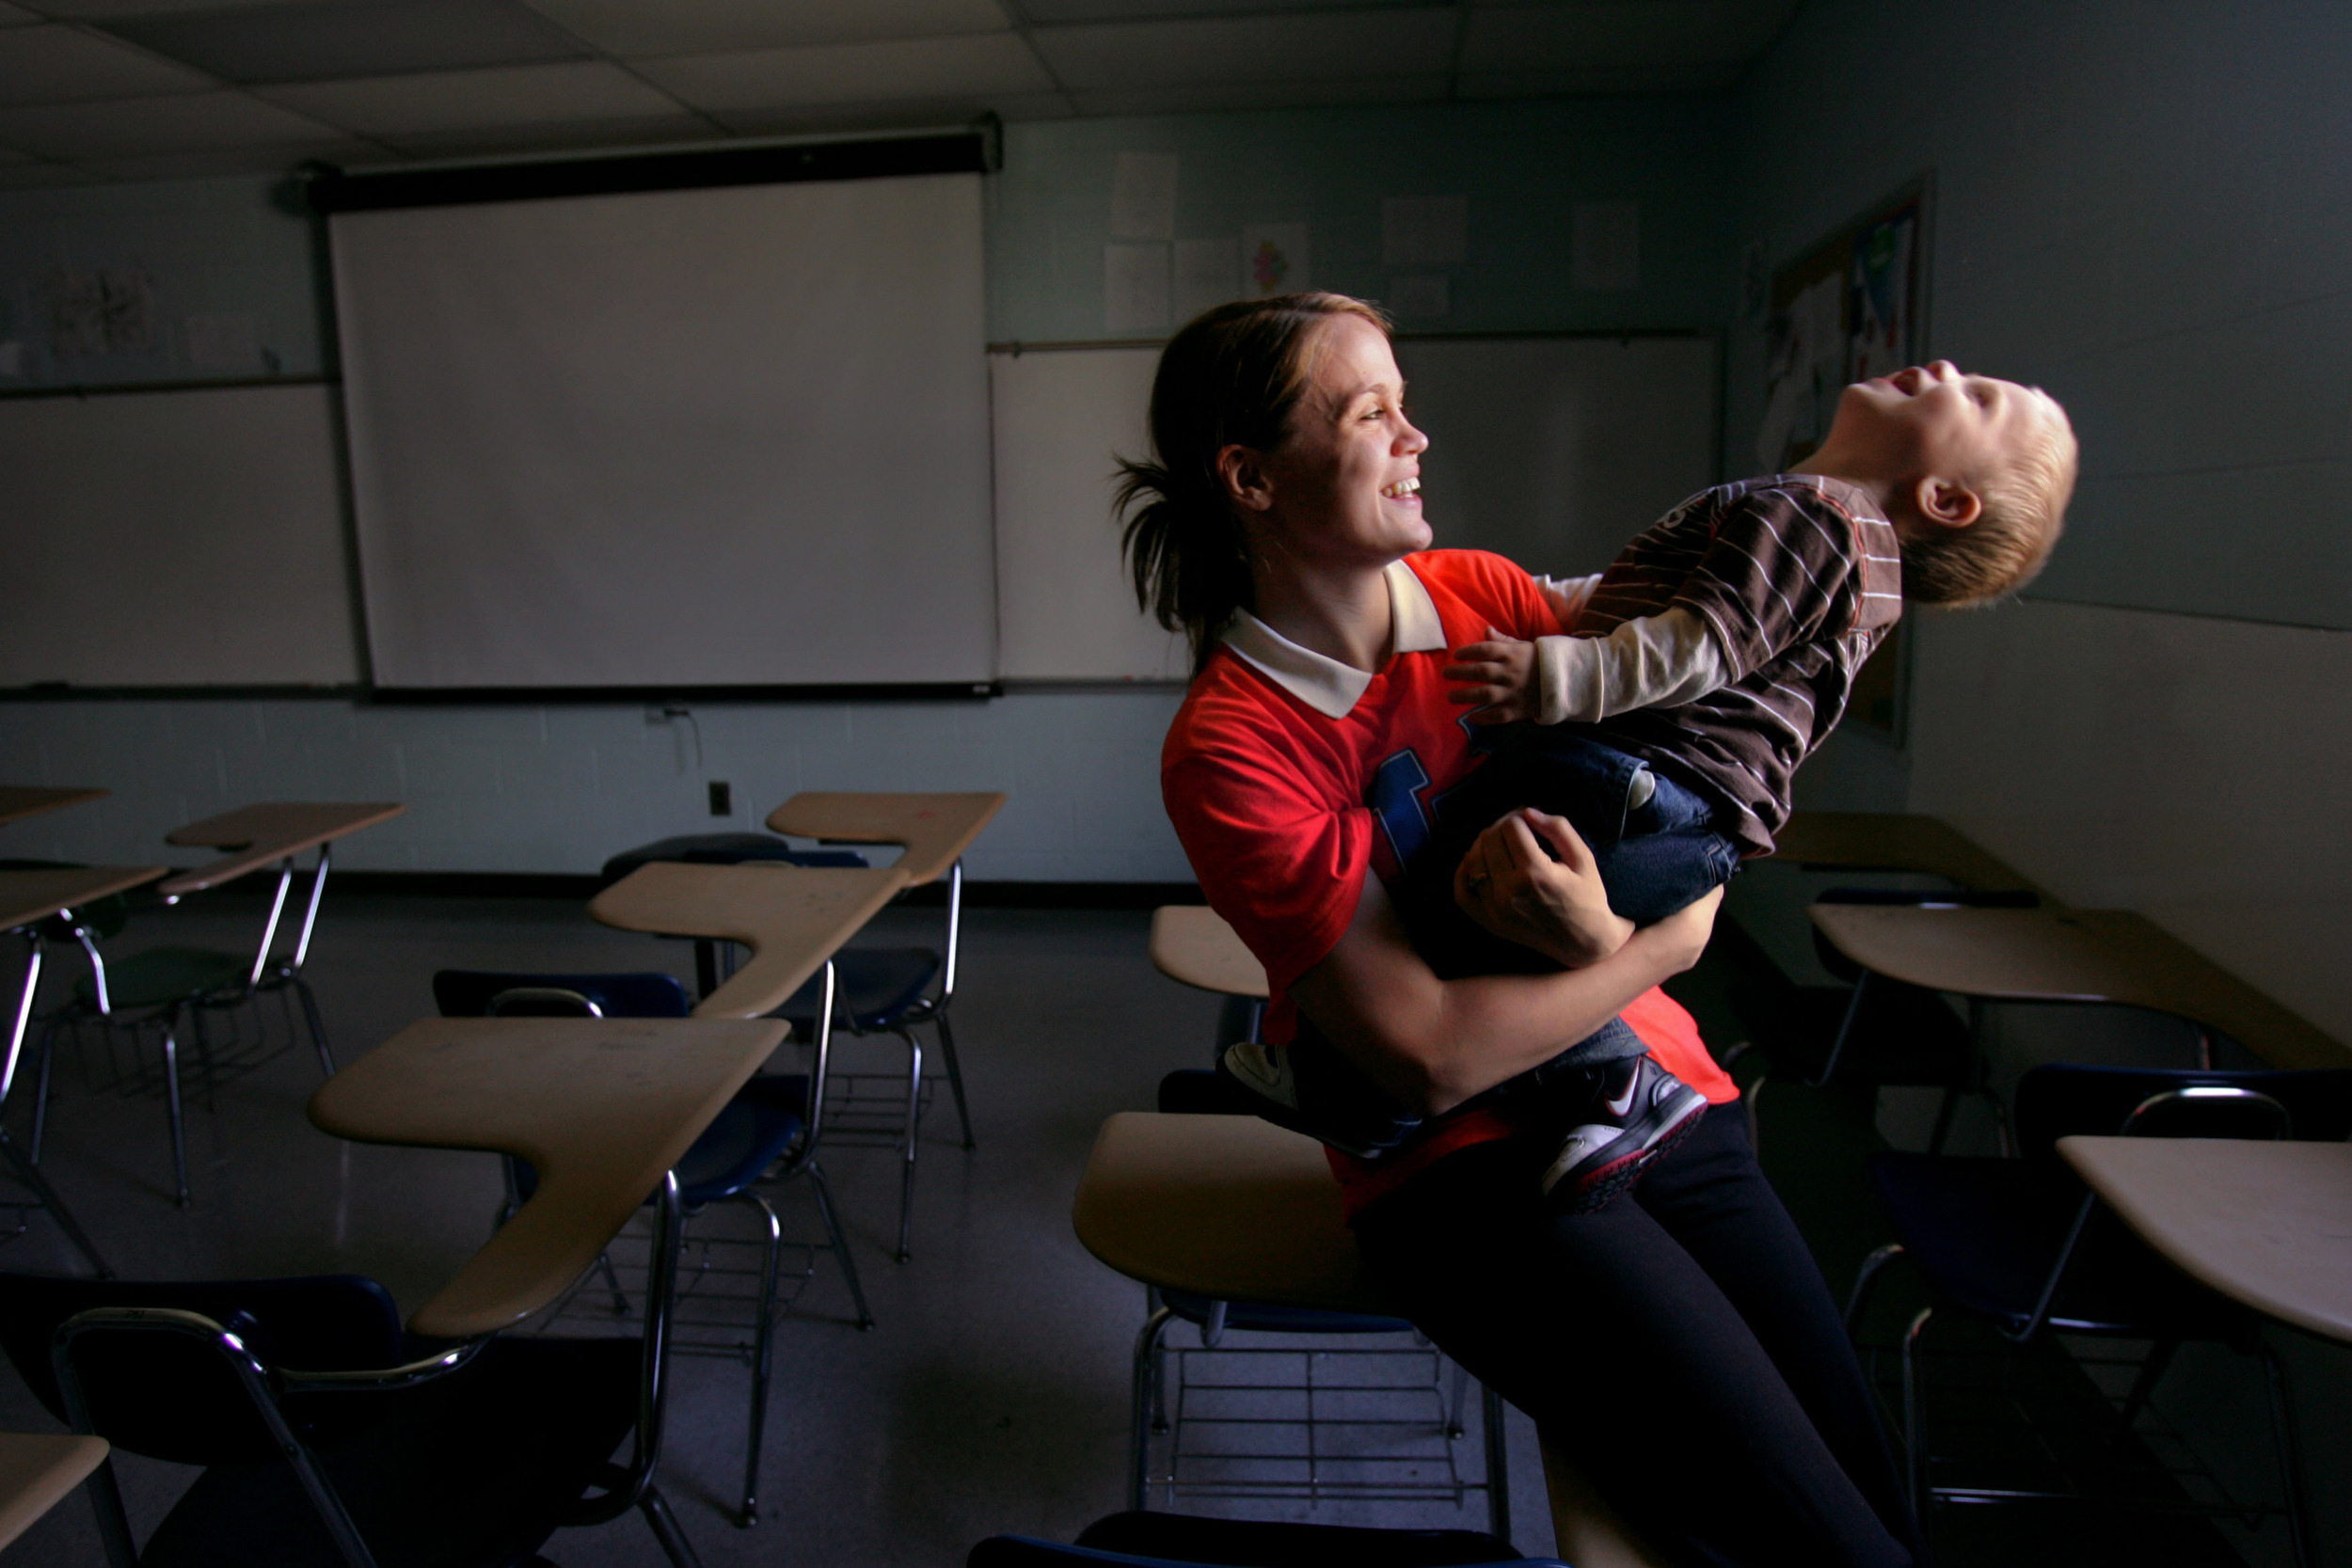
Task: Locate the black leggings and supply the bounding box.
[1353,1105,1923,1568]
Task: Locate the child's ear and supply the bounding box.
[1218,444,1276,513]
[1912,475,1983,531]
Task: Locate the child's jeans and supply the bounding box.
[1274,727,1741,1159]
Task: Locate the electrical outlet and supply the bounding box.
[707,781,732,816]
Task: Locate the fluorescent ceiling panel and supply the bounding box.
[99,0,590,85]
[262,59,679,135]
[333,171,995,689]
[0,24,214,103]
[518,0,1009,57]
[0,88,340,155]
[639,32,1050,112]
[1035,7,1455,88]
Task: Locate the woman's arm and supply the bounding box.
[1290,808,1720,1117]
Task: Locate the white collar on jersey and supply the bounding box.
[1218,558,1447,720]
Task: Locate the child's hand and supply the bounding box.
[1445,627,1537,724]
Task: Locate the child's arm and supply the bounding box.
[1446,609,1729,725]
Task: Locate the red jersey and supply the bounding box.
[1161,549,1739,1218]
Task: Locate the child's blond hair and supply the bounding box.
[1901,391,2077,607]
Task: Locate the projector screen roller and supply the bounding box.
[331,172,993,689]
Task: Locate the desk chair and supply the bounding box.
[433,967,872,1528]
[1731,887,2035,1155]
[1845,1063,2352,1563]
[31,802,404,1207]
[970,1509,1563,1567]
[600,816,985,1263]
[0,1256,702,1567]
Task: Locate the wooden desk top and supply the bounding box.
[765,791,1006,886]
[310,1014,789,1338]
[1149,906,1268,1000]
[587,861,910,1019]
[0,865,167,932]
[1073,1113,1381,1316]
[0,787,105,829]
[159,801,406,897]
[1810,904,2346,1070]
[1772,811,2043,896]
[2059,1136,2352,1344]
[0,1432,107,1550]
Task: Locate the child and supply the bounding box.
[1223,361,2077,1210]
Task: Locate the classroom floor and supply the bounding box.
[0,893,2287,1568]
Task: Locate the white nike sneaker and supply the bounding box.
[1538,1055,1708,1213]
[1219,1039,1299,1110]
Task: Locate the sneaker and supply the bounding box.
[1538,1055,1708,1213]
[1215,1040,1397,1161]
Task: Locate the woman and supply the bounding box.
[1125,293,1921,1567]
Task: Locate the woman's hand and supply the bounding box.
[1452,808,1632,967]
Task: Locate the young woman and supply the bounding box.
[1128,293,1922,1567]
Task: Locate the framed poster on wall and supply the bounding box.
[1756,180,1931,743]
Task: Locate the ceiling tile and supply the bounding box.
[260,59,679,135]
[1067,71,1445,116]
[718,87,1073,135]
[1033,8,1455,89]
[1454,61,1736,95]
[15,0,336,16]
[98,0,591,85]
[365,109,708,157]
[0,87,344,155]
[0,140,32,158]
[68,136,372,175]
[0,160,93,185]
[637,32,1050,112]
[1458,0,1795,75]
[519,0,1009,58]
[0,3,43,24]
[0,24,214,103]
[1022,0,1422,22]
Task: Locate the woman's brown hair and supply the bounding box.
[1117,293,1392,673]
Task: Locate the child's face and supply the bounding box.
[1822,360,2055,490]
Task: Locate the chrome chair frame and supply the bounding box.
[55,1174,700,1568]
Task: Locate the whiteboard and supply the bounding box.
[988,333,1721,681]
[333,173,993,689]
[0,383,360,687]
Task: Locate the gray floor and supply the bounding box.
[0,893,1559,1567]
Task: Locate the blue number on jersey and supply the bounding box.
[1369,748,1434,868]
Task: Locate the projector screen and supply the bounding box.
[331,172,993,689]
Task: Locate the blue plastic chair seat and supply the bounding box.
[72,945,250,1012]
[1867,1151,2245,1338]
[511,1073,806,1210]
[780,946,941,1033]
[598,833,867,887]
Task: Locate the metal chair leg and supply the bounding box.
[932,1009,976,1150]
[1481,1383,1511,1544]
[2263,1342,2312,1568]
[28,1021,57,1164]
[2119,1338,2176,1426]
[0,1129,109,1277]
[736,1192,785,1528]
[1844,1243,1906,1339]
[161,1023,190,1208]
[804,1160,874,1329]
[1900,1307,1934,1523]
[294,974,336,1078]
[594,1251,631,1317]
[638,1483,706,1568]
[896,1031,922,1262]
[1129,1305,1176,1512]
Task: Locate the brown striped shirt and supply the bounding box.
[1575,474,1902,855]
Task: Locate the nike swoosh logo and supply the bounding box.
[1604,1077,1640,1117]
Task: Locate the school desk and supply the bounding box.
[0,788,106,829]
[1808,904,2347,1071]
[308,1014,790,1339]
[0,1432,108,1549]
[2058,1134,2352,1346]
[1073,1112,1668,1568]
[1148,906,1268,1001]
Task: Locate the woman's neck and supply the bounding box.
[1253,557,1395,673]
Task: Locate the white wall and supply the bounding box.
[0,690,1195,883]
